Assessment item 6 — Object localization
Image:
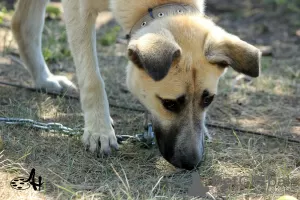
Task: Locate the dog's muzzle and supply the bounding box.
[153,120,205,170]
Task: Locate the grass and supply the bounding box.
[99,25,121,46]
[46,5,62,20]
[42,22,71,64]
[0,6,13,25]
[263,0,300,13]
[0,1,300,199]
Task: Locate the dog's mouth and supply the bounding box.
[152,118,205,170]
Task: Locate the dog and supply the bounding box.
[11,0,261,170]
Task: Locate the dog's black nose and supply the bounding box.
[181,162,198,171]
[171,150,204,170]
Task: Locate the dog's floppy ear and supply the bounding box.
[128,33,181,81]
[205,31,261,77]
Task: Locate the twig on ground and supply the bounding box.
[0,23,11,29]
[7,55,24,66]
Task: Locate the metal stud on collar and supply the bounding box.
[177,9,184,14]
[141,21,147,27]
[158,12,164,17]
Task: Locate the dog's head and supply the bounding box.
[126,15,261,170]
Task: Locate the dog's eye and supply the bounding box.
[162,100,179,112]
[202,95,215,108]
[202,90,215,108]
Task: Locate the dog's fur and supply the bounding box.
[11,0,261,169]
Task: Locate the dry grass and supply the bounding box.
[0,1,300,199]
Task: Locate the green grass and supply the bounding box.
[46,5,62,20]
[99,25,121,46]
[263,0,300,13]
[42,22,71,63]
[0,5,13,25]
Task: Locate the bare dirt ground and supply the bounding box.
[0,0,299,199]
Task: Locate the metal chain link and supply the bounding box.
[0,117,155,147]
[0,117,82,136]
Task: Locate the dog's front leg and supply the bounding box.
[11,0,76,92]
[62,0,118,155]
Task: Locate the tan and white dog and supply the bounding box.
[11,0,260,170]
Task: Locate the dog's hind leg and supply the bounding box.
[11,0,76,92]
[61,0,118,155]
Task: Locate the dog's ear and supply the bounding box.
[204,31,261,77]
[128,34,181,81]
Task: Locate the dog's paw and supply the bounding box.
[35,74,77,93]
[82,126,119,155]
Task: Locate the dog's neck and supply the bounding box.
[127,3,200,39]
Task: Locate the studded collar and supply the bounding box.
[127,3,200,39]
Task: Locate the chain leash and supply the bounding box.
[0,117,155,147]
